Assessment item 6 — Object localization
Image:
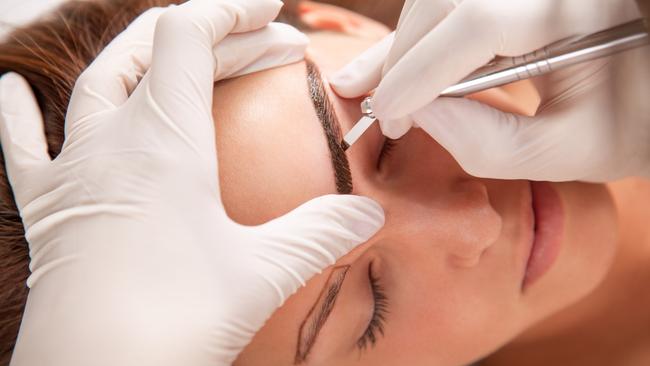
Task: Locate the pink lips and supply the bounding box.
[522,182,564,290]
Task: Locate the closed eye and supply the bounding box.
[357,261,388,351]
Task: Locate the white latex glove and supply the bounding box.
[331,0,650,181]
[1,1,384,365]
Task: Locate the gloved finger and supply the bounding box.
[67,7,165,130]
[371,3,507,122]
[329,32,394,98]
[382,0,460,74]
[252,195,384,307]
[413,96,608,181]
[148,0,282,128]
[327,33,412,139]
[329,0,458,98]
[332,0,461,138]
[372,0,640,122]
[378,115,414,139]
[327,0,418,98]
[212,22,308,81]
[377,0,460,140]
[0,72,50,208]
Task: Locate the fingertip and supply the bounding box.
[379,117,411,139]
[0,72,43,127]
[329,70,366,98]
[0,72,50,201]
[352,195,385,224]
[328,32,394,97]
[335,195,385,241]
[212,22,309,80]
[0,72,29,101]
[283,24,310,45]
[1,71,23,86]
[239,0,284,32]
[264,22,309,51]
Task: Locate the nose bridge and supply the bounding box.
[366,130,503,266]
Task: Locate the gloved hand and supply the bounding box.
[331,0,650,181]
[0,1,384,366]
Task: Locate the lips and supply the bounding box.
[522,182,564,290]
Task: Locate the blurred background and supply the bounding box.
[1,0,406,42]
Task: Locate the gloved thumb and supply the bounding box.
[412,97,602,181]
[0,72,50,209]
[328,33,412,139]
[329,32,394,98]
[253,194,384,305]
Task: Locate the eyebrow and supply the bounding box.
[305,59,353,194]
[294,265,351,364]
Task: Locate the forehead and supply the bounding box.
[212,61,337,225]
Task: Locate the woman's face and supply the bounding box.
[213,10,618,366]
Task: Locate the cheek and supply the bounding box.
[373,234,527,366]
[349,126,543,363]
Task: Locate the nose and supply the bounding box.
[372,131,503,267]
[384,177,502,267]
[440,179,502,266]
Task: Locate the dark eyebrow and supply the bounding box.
[305,59,353,194]
[294,265,351,364]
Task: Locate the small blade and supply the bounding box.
[341,115,377,151]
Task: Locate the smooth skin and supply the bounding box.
[207,4,630,365]
[483,178,650,365]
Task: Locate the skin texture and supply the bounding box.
[212,4,619,366]
[483,178,650,366]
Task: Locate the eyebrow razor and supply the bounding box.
[341,18,649,151]
[341,97,375,151]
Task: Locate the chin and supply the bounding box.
[520,182,617,330]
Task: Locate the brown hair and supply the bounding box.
[0,1,395,363]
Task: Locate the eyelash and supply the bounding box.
[356,262,388,351]
[377,137,401,168]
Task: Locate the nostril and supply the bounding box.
[446,180,503,265]
[449,246,490,268]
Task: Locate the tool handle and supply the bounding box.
[441,18,649,97]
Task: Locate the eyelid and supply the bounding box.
[357,258,388,351]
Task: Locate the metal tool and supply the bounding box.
[341,18,649,151]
